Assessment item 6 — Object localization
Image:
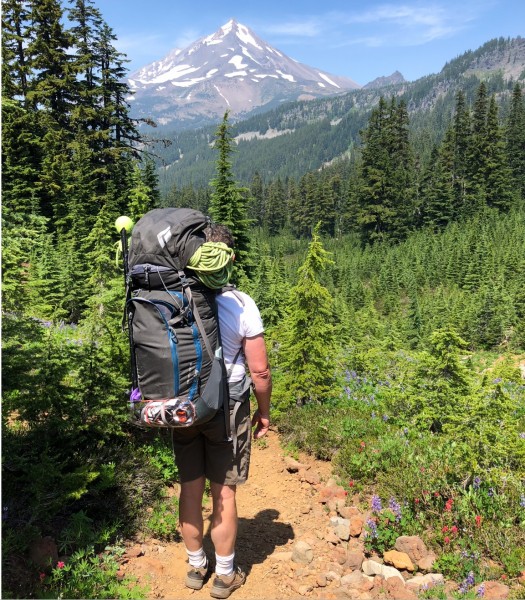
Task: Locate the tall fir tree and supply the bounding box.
[420,142,454,229]
[265,177,287,235]
[249,171,265,226]
[356,96,394,244]
[506,83,525,204]
[464,82,489,216]
[451,90,471,218]
[209,111,252,281]
[274,225,336,409]
[484,95,513,211]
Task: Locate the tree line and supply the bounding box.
[164,82,524,246]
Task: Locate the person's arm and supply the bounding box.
[243,333,271,439]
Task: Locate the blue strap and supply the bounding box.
[167,290,201,402]
[188,322,202,401]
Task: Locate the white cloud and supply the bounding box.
[332,2,480,46]
[261,2,483,49]
[261,18,322,38]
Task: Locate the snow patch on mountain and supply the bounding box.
[229,55,248,69]
[318,72,339,88]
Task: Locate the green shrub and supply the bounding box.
[38,545,146,599]
[145,496,180,541]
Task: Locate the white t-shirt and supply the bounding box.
[216,290,264,383]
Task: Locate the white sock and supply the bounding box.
[186,547,207,569]
[215,552,235,576]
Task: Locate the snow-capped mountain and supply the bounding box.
[127,19,360,129]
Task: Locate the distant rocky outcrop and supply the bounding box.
[363,70,406,89]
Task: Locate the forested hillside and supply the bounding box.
[2,2,524,598]
[154,37,525,191]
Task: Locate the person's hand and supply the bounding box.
[252,409,270,439]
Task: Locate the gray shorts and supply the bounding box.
[171,398,252,485]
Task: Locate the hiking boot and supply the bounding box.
[210,566,246,599]
[185,563,209,590]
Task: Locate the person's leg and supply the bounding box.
[209,482,238,558]
[179,476,210,590]
[179,476,206,551]
[209,482,246,598]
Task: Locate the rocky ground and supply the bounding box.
[121,430,514,600]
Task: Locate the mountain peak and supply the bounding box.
[363,70,405,89]
[202,19,263,50]
[128,20,360,128]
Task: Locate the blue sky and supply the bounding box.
[93,0,524,85]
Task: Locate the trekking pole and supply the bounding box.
[115,216,139,393]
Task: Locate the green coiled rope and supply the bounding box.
[187,242,234,289]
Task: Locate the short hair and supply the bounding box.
[204,223,235,249]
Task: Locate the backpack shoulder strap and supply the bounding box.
[180,271,215,361]
[221,284,245,306]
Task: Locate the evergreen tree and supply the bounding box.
[1,0,33,103]
[451,90,471,217]
[356,96,417,244]
[506,83,525,203]
[249,171,265,226]
[388,98,416,240]
[209,111,252,280]
[141,158,161,208]
[484,95,513,211]
[265,177,286,235]
[464,82,489,216]
[128,164,154,222]
[356,96,394,244]
[26,0,76,125]
[420,143,454,229]
[275,225,336,409]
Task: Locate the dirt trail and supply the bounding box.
[124,429,334,599]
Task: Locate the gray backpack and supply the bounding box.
[124,208,229,432]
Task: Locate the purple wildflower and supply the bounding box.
[382,414,389,421]
[477,583,485,597]
[488,488,495,497]
[371,495,382,513]
[366,519,378,538]
[493,378,502,384]
[520,495,525,509]
[371,411,376,418]
[473,476,481,490]
[389,497,402,522]
[519,432,525,439]
[459,571,475,594]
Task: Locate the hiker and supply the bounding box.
[171,223,272,599]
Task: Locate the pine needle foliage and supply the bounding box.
[273,224,337,411]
